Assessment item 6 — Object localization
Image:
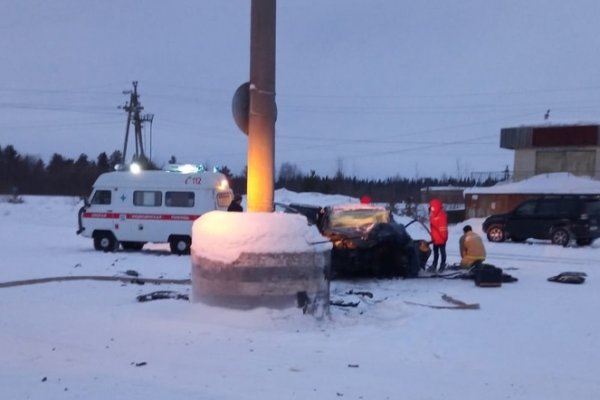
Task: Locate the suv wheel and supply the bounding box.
[486,225,505,242]
[551,228,570,247]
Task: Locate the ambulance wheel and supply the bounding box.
[94,232,117,252]
[169,236,191,255]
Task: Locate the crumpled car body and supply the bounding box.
[280,202,427,279]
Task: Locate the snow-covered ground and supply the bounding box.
[1,192,599,400]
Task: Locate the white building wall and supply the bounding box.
[596,148,600,179]
[513,149,536,181]
[513,147,600,181]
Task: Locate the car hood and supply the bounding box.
[323,221,412,250]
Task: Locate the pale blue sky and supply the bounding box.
[2,0,600,179]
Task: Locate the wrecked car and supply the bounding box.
[279,202,429,279]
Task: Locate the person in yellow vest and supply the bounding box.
[459,225,486,268]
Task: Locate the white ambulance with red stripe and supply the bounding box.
[77,167,234,254]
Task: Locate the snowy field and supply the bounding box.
[1,192,599,400]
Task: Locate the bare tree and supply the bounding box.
[335,157,345,180]
[278,162,303,181]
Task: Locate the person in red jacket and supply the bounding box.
[428,198,448,272]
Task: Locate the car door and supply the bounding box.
[505,200,538,240]
[530,198,561,240]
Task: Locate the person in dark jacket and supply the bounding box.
[227,194,243,212]
[428,198,448,272]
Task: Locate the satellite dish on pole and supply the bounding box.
[232,81,277,136]
[232,82,250,135]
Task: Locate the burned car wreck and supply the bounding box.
[280,202,429,279]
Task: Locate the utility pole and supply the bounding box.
[120,81,151,167]
[247,0,276,212]
[231,0,276,210]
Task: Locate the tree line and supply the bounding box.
[0,145,124,197]
[0,144,499,202]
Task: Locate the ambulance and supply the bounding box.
[77,166,234,254]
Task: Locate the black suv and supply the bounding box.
[482,195,600,246]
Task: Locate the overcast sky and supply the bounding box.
[2,0,600,179]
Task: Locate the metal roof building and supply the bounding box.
[500,123,600,181]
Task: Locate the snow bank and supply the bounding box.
[465,172,600,195]
[275,188,358,206]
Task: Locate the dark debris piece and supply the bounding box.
[330,299,360,308]
[548,272,586,284]
[136,291,189,302]
[131,362,147,367]
[345,290,373,298]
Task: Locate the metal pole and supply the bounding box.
[122,102,132,166]
[247,0,276,212]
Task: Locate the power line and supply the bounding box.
[0,101,120,115]
[0,119,123,130]
[276,84,600,100]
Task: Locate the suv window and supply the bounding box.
[583,200,600,215]
[558,198,579,216]
[514,201,536,216]
[536,199,559,215]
